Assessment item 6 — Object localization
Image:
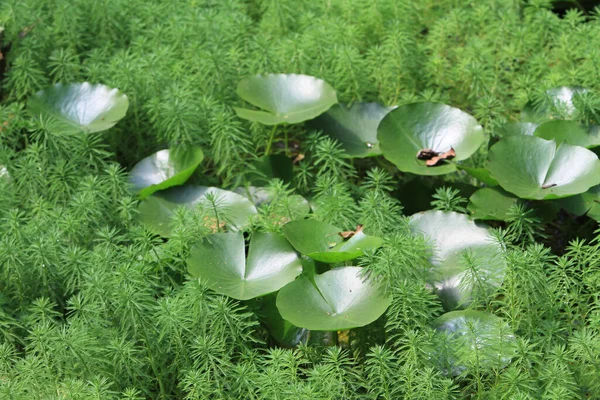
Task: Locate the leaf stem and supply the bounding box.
[265,125,277,155]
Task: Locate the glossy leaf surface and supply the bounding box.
[259,293,309,347]
[187,232,302,300]
[282,220,382,263]
[533,120,600,148]
[28,82,128,133]
[409,211,507,311]
[138,186,257,237]
[234,186,310,217]
[378,102,484,175]
[468,187,520,220]
[129,147,204,199]
[276,266,391,330]
[457,165,499,186]
[249,154,294,184]
[498,122,538,137]
[312,102,395,157]
[431,310,516,376]
[521,86,589,122]
[487,135,600,200]
[558,184,600,221]
[234,74,337,125]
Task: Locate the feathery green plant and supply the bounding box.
[2,0,600,398]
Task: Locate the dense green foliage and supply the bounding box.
[2,0,600,398]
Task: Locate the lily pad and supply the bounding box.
[234,74,338,125]
[558,184,600,221]
[378,102,484,175]
[311,102,395,157]
[533,120,600,148]
[258,293,309,347]
[234,186,275,207]
[138,186,257,237]
[249,154,294,184]
[409,211,507,311]
[498,122,538,137]
[431,310,517,376]
[487,135,600,200]
[276,266,392,330]
[521,86,590,122]
[456,165,499,186]
[282,220,383,263]
[28,82,128,133]
[129,147,204,199]
[187,232,302,300]
[468,187,520,221]
[234,186,310,217]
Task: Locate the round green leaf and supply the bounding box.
[282,220,383,263]
[498,122,538,137]
[258,293,309,347]
[558,184,600,221]
[521,86,589,122]
[311,102,395,157]
[431,310,516,376]
[533,120,600,148]
[378,102,484,175]
[234,74,338,125]
[187,232,302,300]
[137,186,257,237]
[28,82,128,133]
[487,135,600,200]
[468,187,520,221]
[456,165,499,186]
[409,211,507,311]
[276,266,391,330]
[234,186,274,206]
[234,186,310,218]
[249,154,294,184]
[129,147,204,199]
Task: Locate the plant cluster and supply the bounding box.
[2,0,600,399]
